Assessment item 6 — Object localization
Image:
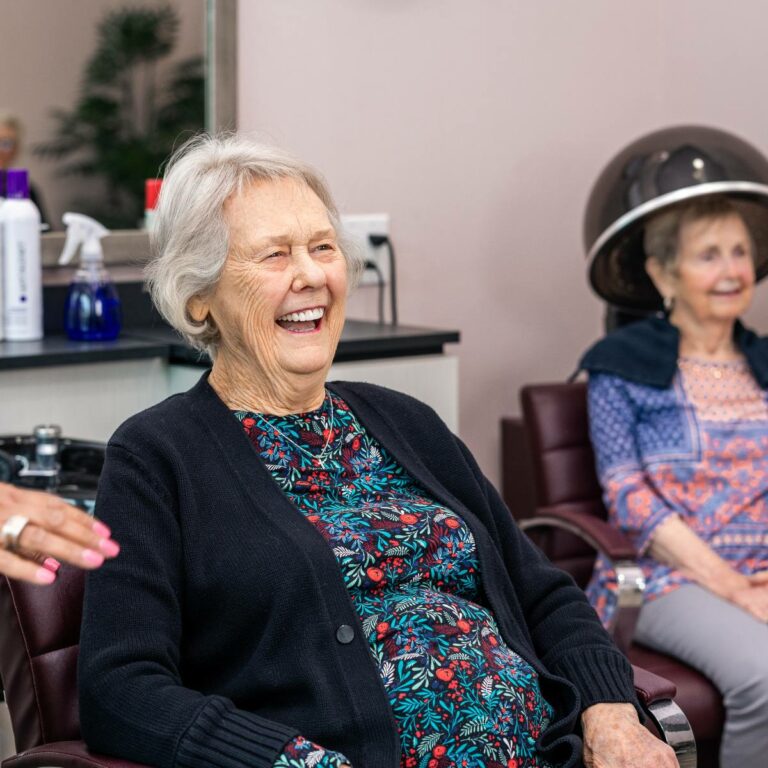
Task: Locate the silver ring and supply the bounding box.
[1,514,31,552]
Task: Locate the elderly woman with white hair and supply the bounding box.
[78,134,675,768]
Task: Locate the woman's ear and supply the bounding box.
[187,295,209,323]
[645,257,674,302]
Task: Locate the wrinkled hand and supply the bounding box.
[0,482,119,584]
[581,703,678,768]
[729,582,768,622]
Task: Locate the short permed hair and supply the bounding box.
[644,195,753,271]
[0,113,21,135]
[145,133,363,358]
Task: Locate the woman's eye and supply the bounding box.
[698,249,717,262]
[315,243,333,251]
[266,250,287,259]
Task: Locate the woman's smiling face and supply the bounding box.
[190,177,348,396]
[670,212,756,324]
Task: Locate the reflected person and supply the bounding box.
[0,112,49,226]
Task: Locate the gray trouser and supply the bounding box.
[635,584,768,768]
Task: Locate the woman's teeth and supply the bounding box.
[276,307,325,332]
[277,308,325,323]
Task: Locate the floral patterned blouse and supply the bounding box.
[235,391,554,768]
[587,356,768,626]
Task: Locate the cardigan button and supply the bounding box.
[336,624,355,644]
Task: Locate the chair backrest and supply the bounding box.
[520,382,603,509]
[507,382,606,587]
[0,566,84,752]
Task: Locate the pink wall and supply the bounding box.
[237,0,768,486]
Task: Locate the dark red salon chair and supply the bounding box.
[502,381,726,768]
[0,548,687,768]
[0,536,695,768]
[0,567,149,768]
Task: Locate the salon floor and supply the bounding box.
[0,701,13,758]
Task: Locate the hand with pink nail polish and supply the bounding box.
[0,482,119,585]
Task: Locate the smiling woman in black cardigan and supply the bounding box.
[77,134,676,768]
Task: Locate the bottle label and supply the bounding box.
[2,211,42,340]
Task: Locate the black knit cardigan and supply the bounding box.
[78,373,638,768]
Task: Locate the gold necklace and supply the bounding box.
[253,391,337,466]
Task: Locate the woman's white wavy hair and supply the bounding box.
[145,133,362,358]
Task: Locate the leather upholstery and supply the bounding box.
[0,453,706,767]
[0,568,150,768]
[631,664,677,706]
[503,381,725,767]
[3,741,148,768]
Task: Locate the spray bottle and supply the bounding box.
[59,213,121,341]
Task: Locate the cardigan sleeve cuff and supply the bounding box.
[175,696,300,768]
[547,647,642,717]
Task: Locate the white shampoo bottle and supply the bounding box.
[0,169,42,340]
[0,170,5,342]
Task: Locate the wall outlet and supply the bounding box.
[340,213,390,286]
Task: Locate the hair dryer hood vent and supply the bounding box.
[584,125,768,310]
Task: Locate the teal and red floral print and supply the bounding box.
[273,736,350,768]
[236,392,553,768]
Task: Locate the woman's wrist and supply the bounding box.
[581,702,639,737]
[649,516,749,599]
[692,564,749,600]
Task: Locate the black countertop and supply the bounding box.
[0,320,460,372]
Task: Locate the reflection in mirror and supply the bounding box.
[0,0,205,230]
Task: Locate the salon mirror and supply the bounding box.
[2,0,235,266]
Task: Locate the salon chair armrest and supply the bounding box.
[631,666,697,768]
[632,664,676,705]
[521,511,696,764]
[519,502,636,560]
[519,502,644,652]
[2,740,152,768]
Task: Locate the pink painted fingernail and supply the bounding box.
[98,538,120,557]
[82,549,105,567]
[92,521,111,538]
[35,568,56,584]
[43,557,61,573]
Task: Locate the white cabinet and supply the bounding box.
[1,354,459,442]
[0,358,168,441]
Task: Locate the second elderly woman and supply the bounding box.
[78,134,676,768]
[581,195,768,768]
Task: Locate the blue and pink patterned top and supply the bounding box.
[586,355,768,626]
[234,392,554,768]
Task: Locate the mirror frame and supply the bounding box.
[206,0,237,132]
